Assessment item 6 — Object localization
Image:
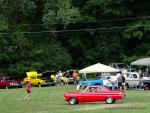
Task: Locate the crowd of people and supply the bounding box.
[55,70,80,85]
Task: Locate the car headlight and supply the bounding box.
[42,80,45,84]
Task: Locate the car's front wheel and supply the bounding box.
[105,97,114,104]
[69,97,78,105]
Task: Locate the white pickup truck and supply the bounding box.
[102,74,140,89]
[101,72,149,89]
[123,72,141,88]
[100,72,141,88]
[96,73,140,89]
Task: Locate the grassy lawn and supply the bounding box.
[0,85,150,113]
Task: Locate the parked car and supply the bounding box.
[23,71,55,87]
[0,76,23,89]
[97,75,118,89]
[64,85,126,105]
[138,80,150,90]
[79,75,118,89]
[109,63,135,73]
[40,71,56,86]
[79,79,103,88]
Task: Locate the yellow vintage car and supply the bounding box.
[23,71,55,87]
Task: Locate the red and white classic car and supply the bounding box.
[64,85,126,105]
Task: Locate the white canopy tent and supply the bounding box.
[131,57,150,76]
[131,57,150,66]
[79,63,119,74]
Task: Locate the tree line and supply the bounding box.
[0,0,150,76]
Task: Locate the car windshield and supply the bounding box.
[117,63,129,69]
[96,76,104,79]
[41,77,47,80]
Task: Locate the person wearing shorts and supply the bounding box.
[25,79,31,100]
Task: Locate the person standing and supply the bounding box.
[117,72,122,90]
[25,79,31,101]
[121,73,126,90]
[56,71,63,85]
[72,71,79,84]
[109,77,116,90]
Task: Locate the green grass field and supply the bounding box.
[0,85,150,113]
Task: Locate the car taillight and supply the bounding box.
[123,93,126,98]
[120,93,126,98]
[10,82,13,85]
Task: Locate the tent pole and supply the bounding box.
[147,65,149,77]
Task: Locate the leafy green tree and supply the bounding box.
[0,15,9,67]
[1,0,37,24]
[19,0,37,20]
[0,0,150,75]
[33,42,72,71]
[43,0,81,30]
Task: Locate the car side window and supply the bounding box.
[111,64,114,68]
[126,74,132,78]
[133,74,138,79]
[113,64,117,69]
[90,87,97,92]
[106,77,110,80]
[96,88,102,92]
